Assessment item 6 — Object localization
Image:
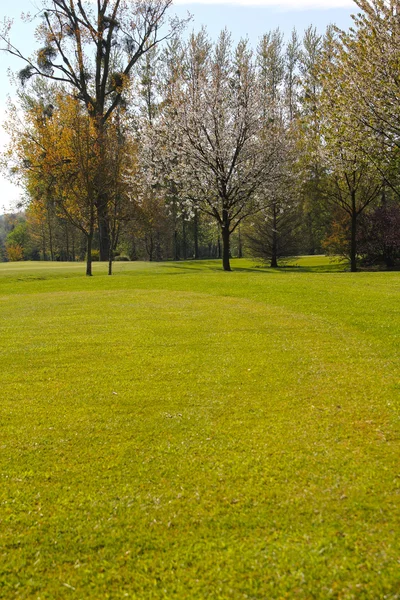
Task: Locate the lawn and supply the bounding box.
[0,257,399,599]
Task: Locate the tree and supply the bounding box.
[165,30,277,271]
[6,94,99,274]
[332,1,400,199]
[296,26,326,256]
[318,27,383,271]
[1,0,184,260]
[285,29,301,122]
[256,28,299,268]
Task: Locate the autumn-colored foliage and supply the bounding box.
[6,244,24,261]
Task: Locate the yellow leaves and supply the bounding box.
[6,244,24,262]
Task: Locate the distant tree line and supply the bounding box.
[1,0,400,273]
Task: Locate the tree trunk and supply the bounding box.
[238,224,243,259]
[194,213,199,259]
[350,192,357,273]
[173,229,179,261]
[47,212,54,261]
[65,225,69,262]
[182,215,187,260]
[108,248,113,275]
[94,118,110,262]
[221,212,231,271]
[41,223,47,261]
[307,212,315,256]
[71,230,75,262]
[86,233,93,276]
[271,203,278,268]
[97,197,110,261]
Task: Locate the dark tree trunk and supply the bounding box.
[97,197,110,262]
[182,216,187,260]
[155,232,162,261]
[94,118,110,262]
[65,225,70,261]
[271,203,278,268]
[71,230,75,262]
[41,223,46,261]
[350,192,357,273]
[194,213,199,259]
[47,211,54,261]
[147,235,154,262]
[86,233,93,276]
[221,211,231,271]
[238,224,243,259]
[173,229,179,261]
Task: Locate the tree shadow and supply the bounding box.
[157,258,347,274]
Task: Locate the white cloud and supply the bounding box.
[173,0,354,7]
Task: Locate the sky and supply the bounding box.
[0,0,356,212]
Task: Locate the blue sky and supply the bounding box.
[0,0,356,211]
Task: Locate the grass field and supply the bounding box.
[0,257,399,599]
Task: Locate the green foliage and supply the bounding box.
[90,249,100,262]
[6,220,29,249]
[0,259,398,598]
[114,254,130,261]
[4,217,41,261]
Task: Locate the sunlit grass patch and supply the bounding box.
[0,258,399,599]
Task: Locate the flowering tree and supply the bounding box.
[163,30,277,271]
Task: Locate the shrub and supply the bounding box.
[114,255,130,262]
[6,244,24,262]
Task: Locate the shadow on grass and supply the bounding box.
[156,257,347,275]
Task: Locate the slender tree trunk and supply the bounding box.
[65,225,70,262]
[307,212,315,256]
[238,224,243,259]
[217,236,221,259]
[271,203,278,268]
[155,232,162,261]
[350,192,357,273]
[97,199,110,261]
[147,235,154,262]
[71,230,75,262]
[221,210,231,271]
[194,213,199,259]
[182,215,187,260]
[47,211,54,261]
[173,229,179,261]
[130,236,137,261]
[41,223,46,261]
[94,118,110,261]
[86,232,93,276]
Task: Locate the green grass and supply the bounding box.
[0,257,399,599]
